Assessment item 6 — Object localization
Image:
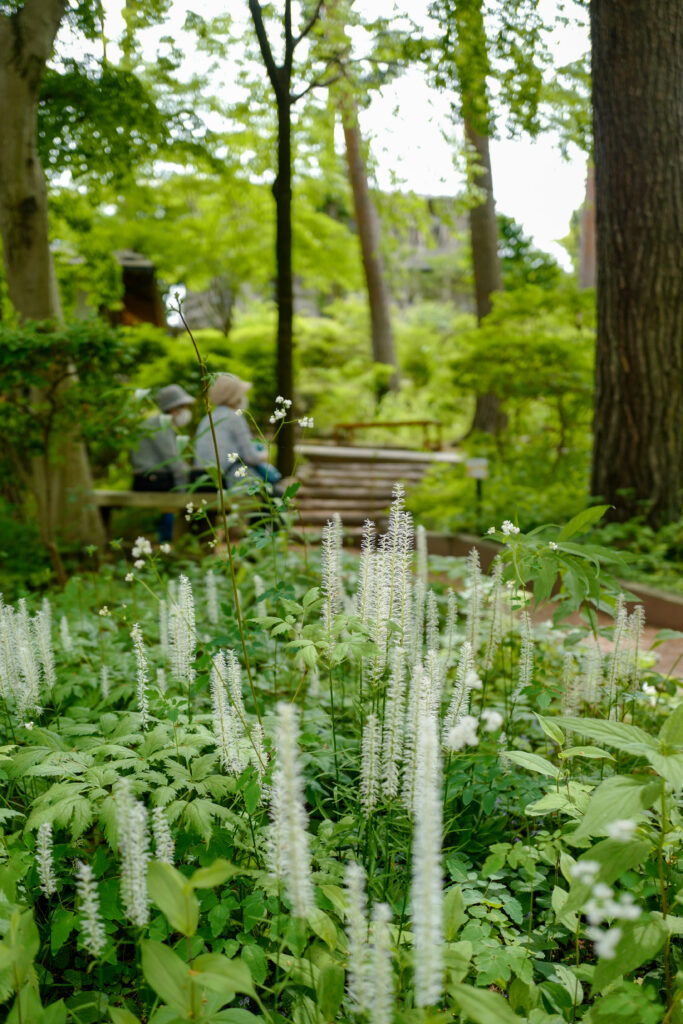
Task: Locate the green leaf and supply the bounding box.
[50,910,75,955]
[450,982,521,1023]
[109,1010,142,1024]
[302,588,321,609]
[505,750,559,778]
[646,752,683,789]
[147,862,199,937]
[193,953,255,998]
[241,944,267,986]
[315,964,345,1020]
[563,839,652,915]
[44,1001,67,1024]
[243,781,261,815]
[592,917,667,993]
[444,886,465,940]
[140,940,192,1017]
[659,702,683,749]
[571,776,660,840]
[190,859,242,889]
[535,713,565,746]
[557,505,611,542]
[307,907,337,951]
[553,717,657,756]
[558,746,615,761]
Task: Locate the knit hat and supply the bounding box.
[209,374,252,408]
[156,384,195,412]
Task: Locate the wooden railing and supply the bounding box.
[332,419,443,451]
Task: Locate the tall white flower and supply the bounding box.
[36,822,57,896]
[156,667,166,694]
[483,559,505,671]
[410,578,426,666]
[369,903,394,1024]
[411,713,444,1006]
[267,702,314,917]
[59,614,73,653]
[582,641,603,706]
[627,605,645,697]
[416,524,428,586]
[322,514,344,633]
[512,608,534,704]
[443,641,475,734]
[249,721,269,790]
[423,648,444,718]
[444,587,458,667]
[117,782,150,928]
[225,649,247,723]
[210,651,244,774]
[465,548,482,656]
[151,806,175,865]
[130,624,150,729]
[16,639,41,721]
[252,574,266,618]
[75,861,106,958]
[345,862,370,1013]
[605,595,627,718]
[170,575,196,685]
[33,606,56,690]
[360,712,381,816]
[158,599,169,658]
[402,665,427,811]
[385,488,414,642]
[425,589,439,655]
[206,569,219,625]
[356,520,376,625]
[0,603,19,700]
[382,648,407,798]
[100,665,110,700]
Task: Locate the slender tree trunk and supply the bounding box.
[341,99,398,389]
[590,0,683,527]
[274,87,295,477]
[465,119,505,434]
[0,1,105,566]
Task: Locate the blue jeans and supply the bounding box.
[254,463,282,485]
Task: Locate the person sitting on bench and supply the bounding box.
[193,374,283,494]
[130,384,195,541]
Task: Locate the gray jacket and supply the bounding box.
[131,413,188,487]
[194,405,263,478]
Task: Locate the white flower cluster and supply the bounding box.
[169,575,196,685]
[298,416,314,428]
[117,781,150,928]
[60,615,73,652]
[206,569,219,625]
[0,596,54,720]
[125,572,134,583]
[606,818,637,842]
[130,623,150,729]
[151,806,175,865]
[185,502,194,521]
[98,606,110,617]
[160,543,171,555]
[570,859,641,960]
[344,863,394,1024]
[234,466,248,478]
[269,395,292,424]
[501,520,520,535]
[226,451,239,464]
[549,541,559,550]
[447,713,479,751]
[132,536,152,559]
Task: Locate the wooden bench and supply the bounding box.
[91,490,256,537]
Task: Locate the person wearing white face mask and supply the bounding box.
[131,383,195,495]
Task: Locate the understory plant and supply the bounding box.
[0,493,681,1024]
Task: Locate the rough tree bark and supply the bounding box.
[590,0,683,527]
[340,97,399,390]
[0,0,105,569]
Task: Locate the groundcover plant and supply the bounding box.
[0,489,680,1024]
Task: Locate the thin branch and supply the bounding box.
[248,0,282,98]
[293,0,324,48]
[291,68,344,103]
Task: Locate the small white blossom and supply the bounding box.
[606,819,636,842]
[134,559,145,569]
[298,416,314,428]
[570,859,600,885]
[481,708,504,732]
[549,541,559,550]
[501,520,520,535]
[234,407,243,416]
[487,526,496,535]
[24,721,34,730]
[234,466,248,478]
[160,543,171,554]
[134,388,150,401]
[226,452,239,463]
[125,572,134,582]
[185,502,194,515]
[587,925,622,960]
[98,606,110,617]
[131,536,152,559]
[447,715,479,751]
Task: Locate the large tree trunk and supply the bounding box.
[0,1,105,565]
[341,100,398,390]
[589,0,683,527]
[273,86,295,477]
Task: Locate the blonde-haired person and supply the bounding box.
[193,374,283,493]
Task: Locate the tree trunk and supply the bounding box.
[341,100,398,390]
[590,0,683,527]
[274,86,295,477]
[0,1,105,563]
[465,118,505,434]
